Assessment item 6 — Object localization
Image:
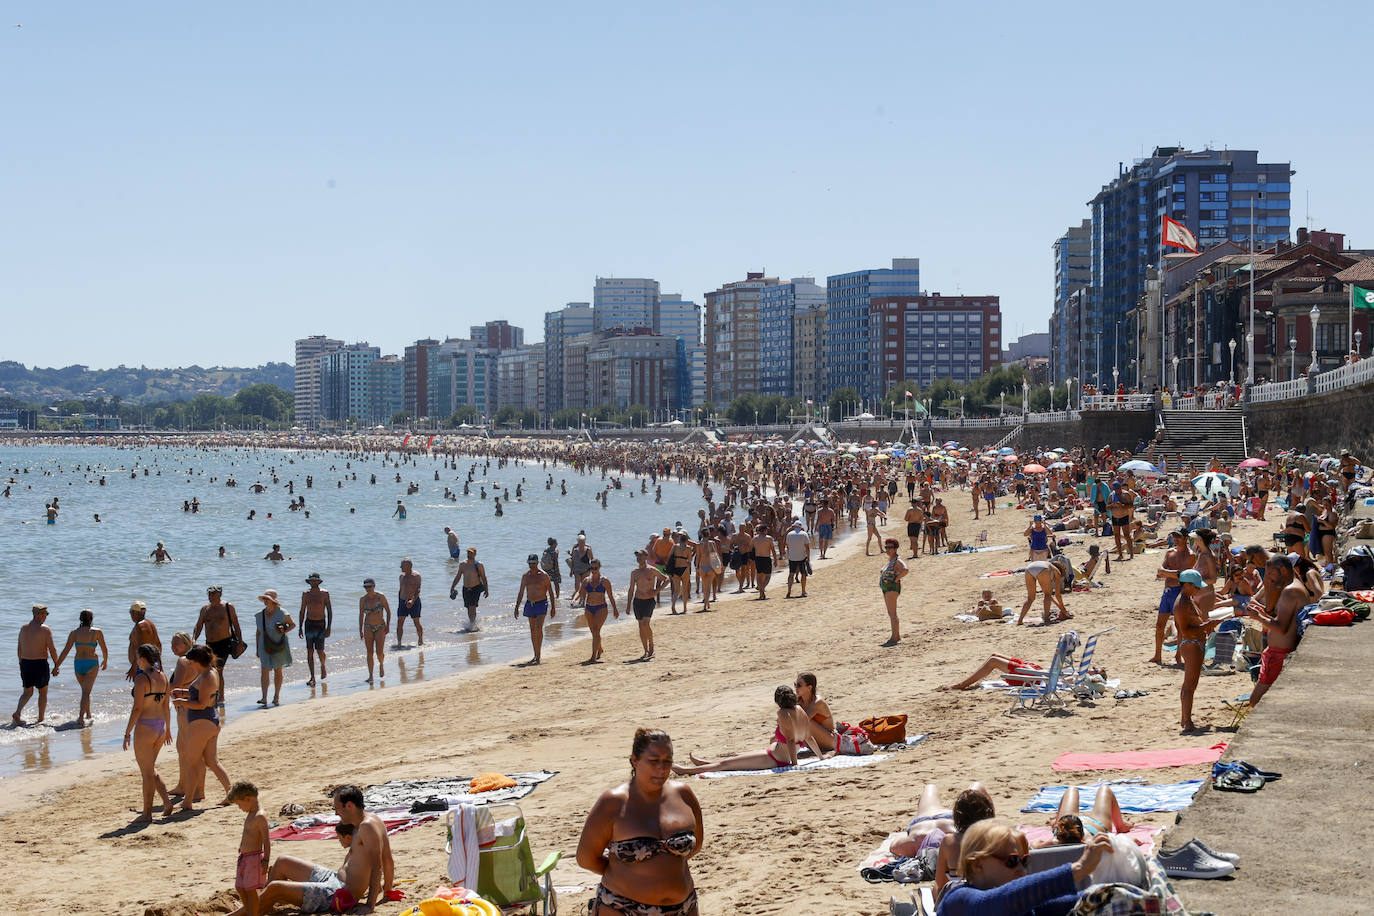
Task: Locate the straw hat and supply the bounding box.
[259,589,280,605]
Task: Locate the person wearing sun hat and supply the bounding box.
[299,573,332,687]
[254,589,294,706]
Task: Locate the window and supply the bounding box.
[1214,173,1228,182]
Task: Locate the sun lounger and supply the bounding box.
[1065,627,1114,699]
[1008,642,1069,714]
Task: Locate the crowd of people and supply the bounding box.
[6,432,1369,914]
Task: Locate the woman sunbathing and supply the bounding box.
[936,819,1113,916]
[889,783,984,858]
[1038,785,1135,846]
[794,672,836,753]
[671,686,823,775]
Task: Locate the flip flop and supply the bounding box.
[1231,760,1282,781]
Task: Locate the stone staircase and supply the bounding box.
[1151,408,1249,466]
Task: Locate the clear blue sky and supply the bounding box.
[4,1,1370,369]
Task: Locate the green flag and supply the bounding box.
[1356,285,1374,309]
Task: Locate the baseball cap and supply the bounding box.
[527,554,539,563]
[130,600,147,612]
[207,585,223,594]
[1177,570,1204,587]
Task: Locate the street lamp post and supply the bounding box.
[959,395,965,419]
[1244,332,1253,385]
[1187,338,1196,389]
[1171,357,1179,392]
[1228,338,1236,386]
[1310,305,1321,373]
[1289,338,1297,381]
[1357,329,1365,357]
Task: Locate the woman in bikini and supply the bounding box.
[54,608,108,724]
[1173,570,1225,732]
[358,578,391,682]
[576,561,618,663]
[878,538,910,646]
[576,729,703,915]
[171,644,232,811]
[1313,498,1339,565]
[693,528,723,610]
[166,632,194,796]
[671,685,823,775]
[666,532,695,615]
[1191,528,1220,586]
[123,643,172,823]
[794,672,836,753]
[1042,784,1136,845]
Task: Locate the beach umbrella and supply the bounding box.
[868,440,880,446]
[943,440,959,448]
[1192,473,1235,499]
[1238,457,1269,468]
[999,454,1019,462]
[999,446,1016,455]
[1023,463,1048,474]
[1119,459,1159,474]
[871,453,891,461]
[1049,461,1072,469]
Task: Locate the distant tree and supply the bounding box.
[391,410,413,426]
[624,404,650,427]
[448,406,480,426]
[551,408,581,429]
[827,387,859,419]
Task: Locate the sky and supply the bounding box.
[4,1,1372,370]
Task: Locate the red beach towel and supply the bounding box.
[1052,742,1228,772]
[270,812,439,841]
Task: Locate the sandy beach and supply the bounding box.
[2,495,1268,915]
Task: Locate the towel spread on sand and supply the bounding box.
[270,809,440,841]
[1052,742,1229,772]
[1018,824,1164,854]
[363,771,556,809]
[1021,781,1204,814]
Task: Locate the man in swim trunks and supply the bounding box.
[449,546,489,631]
[514,553,557,665]
[299,573,333,686]
[1246,556,1304,708]
[445,526,460,559]
[126,601,161,681]
[751,525,779,601]
[260,785,389,912]
[395,558,423,647]
[13,605,58,725]
[903,500,925,558]
[816,499,837,559]
[193,585,242,683]
[627,549,669,660]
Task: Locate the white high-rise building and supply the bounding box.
[594,277,659,331]
[294,335,342,427]
[654,293,701,345]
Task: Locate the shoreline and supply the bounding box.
[0,465,1310,914]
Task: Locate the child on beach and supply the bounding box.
[972,589,1004,620]
[229,781,269,916]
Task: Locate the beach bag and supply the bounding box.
[260,612,287,654]
[860,714,907,745]
[834,723,875,756]
[1312,609,1355,626]
[1341,546,1374,590]
[229,634,248,659]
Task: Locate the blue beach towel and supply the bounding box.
[1021,780,1203,814]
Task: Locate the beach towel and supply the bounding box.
[446,804,482,889]
[695,750,903,779]
[1021,781,1203,814]
[979,570,1017,579]
[1052,742,1228,772]
[362,771,556,810]
[270,809,440,841]
[1017,824,1163,855]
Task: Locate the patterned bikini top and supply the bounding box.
[607,829,696,862]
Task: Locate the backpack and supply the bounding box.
[1341,546,1374,591]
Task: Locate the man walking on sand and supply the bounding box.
[514,554,556,665]
[785,521,812,598]
[13,605,59,725]
[299,573,333,686]
[193,585,243,686]
[1148,529,1191,665]
[395,559,423,647]
[752,525,780,601]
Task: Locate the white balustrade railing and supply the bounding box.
[1247,378,1308,403]
[1080,394,1155,411]
[1025,410,1079,424]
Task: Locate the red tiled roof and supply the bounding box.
[1335,258,1374,283]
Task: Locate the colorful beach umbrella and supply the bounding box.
[1238,457,1269,468]
[1192,473,1235,499]
[1023,463,1048,474]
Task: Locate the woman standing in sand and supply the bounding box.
[576,728,703,915]
[123,644,171,823]
[576,560,618,663]
[54,608,109,725]
[165,632,193,796]
[255,589,294,706]
[171,645,232,810]
[878,538,909,646]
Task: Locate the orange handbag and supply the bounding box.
[859,714,907,745]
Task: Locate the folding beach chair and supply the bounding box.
[890,886,938,916]
[1066,627,1115,699]
[976,529,989,547]
[1008,643,1069,714]
[446,803,562,914]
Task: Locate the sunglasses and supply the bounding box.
[994,853,1032,869]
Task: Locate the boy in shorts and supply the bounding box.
[229,781,269,916]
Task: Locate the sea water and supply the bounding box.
[0,444,711,776]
